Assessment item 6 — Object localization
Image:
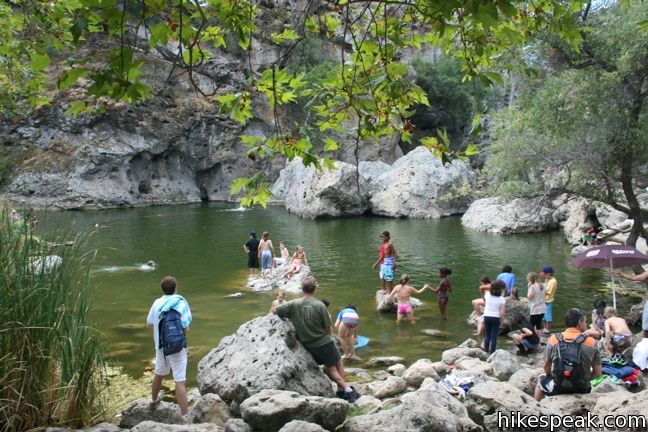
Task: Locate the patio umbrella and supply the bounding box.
[571,245,648,309]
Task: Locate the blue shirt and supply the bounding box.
[496,272,517,296]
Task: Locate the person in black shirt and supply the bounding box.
[243,231,260,275]
[511,313,540,355]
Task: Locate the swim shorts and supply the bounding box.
[261,250,273,271]
[307,341,341,367]
[248,254,259,269]
[380,264,394,282]
[545,303,553,322]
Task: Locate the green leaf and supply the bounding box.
[58,68,87,90]
[65,100,87,115]
[271,28,300,45]
[150,23,169,47]
[464,144,480,156]
[30,53,51,72]
[323,138,339,151]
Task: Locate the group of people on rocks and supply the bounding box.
[243,231,307,279]
[470,265,559,354]
[145,228,648,414]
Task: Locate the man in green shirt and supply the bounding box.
[273,276,359,402]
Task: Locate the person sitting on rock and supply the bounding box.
[283,245,307,279]
[603,307,634,355]
[534,308,602,401]
[273,277,360,402]
[510,313,540,356]
[496,265,518,299]
[335,304,360,361]
[273,241,290,266]
[585,299,606,340]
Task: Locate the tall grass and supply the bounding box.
[0,208,105,431]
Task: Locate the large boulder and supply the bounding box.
[559,198,628,245]
[593,389,648,419]
[197,315,333,404]
[246,262,313,292]
[539,393,599,417]
[441,347,488,365]
[278,420,327,432]
[239,389,347,432]
[119,399,182,428]
[369,147,475,218]
[341,378,481,432]
[487,350,519,381]
[186,393,231,426]
[462,197,558,234]
[402,359,441,388]
[130,422,223,432]
[365,376,408,399]
[271,158,369,218]
[465,381,563,432]
[508,367,543,395]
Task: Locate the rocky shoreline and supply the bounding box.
[47,315,647,432]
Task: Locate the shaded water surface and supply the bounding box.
[37,203,617,386]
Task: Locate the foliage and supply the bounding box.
[0,0,589,204]
[0,208,105,430]
[408,57,490,151]
[485,2,648,242]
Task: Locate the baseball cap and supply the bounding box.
[540,265,554,275]
[250,231,256,236]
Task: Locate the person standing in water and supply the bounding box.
[258,231,275,277]
[243,231,260,276]
[335,304,360,361]
[423,267,453,320]
[390,274,427,323]
[371,231,396,293]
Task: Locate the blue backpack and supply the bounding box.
[158,308,186,356]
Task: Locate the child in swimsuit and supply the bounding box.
[283,245,308,279]
[380,243,397,294]
[269,291,285,313]
[423,267,452,320]
[335,304,360,360]
[389,274,427,323]
[471,275,491,336]
[273,241,290,266]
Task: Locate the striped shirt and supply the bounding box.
[337,308,360,327]
[147,294,192,350]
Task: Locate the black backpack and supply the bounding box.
[158,308,186,356]
[551,333,590,392]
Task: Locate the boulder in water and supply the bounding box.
[247,263,312,293]
[197,315,333,404]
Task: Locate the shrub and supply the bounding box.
[0,208,105,430]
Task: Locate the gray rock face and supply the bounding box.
[369,147,475,218]
[455,356,492,375]
[197,315,333,404]
[593,389,648,419]
[239,389,347,432]
[508,367,542,395]
[539,393,599,417]
[559,197,628,245]
[465,381,562,432]
[130,422,223,432]
[186,393,231,426]
[365,376,408,399]
[223,419,252,432]
[462,197,558,233]
[441,347,488,365]
[278,420,328,432]
[119,399,183,428]
[387,363,406,377]
[271,158,369,218]
[46,423,124,432]
[402,359,441,388]
[487,350,519,381]
[342,378,481,432]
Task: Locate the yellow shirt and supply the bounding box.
[544,277,558,303]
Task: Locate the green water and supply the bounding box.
[36,203,619,386]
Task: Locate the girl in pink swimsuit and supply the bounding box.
[283,246,308,279]
[389,274,427,323]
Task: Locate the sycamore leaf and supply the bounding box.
[30,53,51,72]
[323,138,339,151]
[271,28,300,44]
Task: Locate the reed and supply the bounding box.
[0,208,105,431]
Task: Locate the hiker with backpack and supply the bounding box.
[534,308,602,401]
[146,276,193,416]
